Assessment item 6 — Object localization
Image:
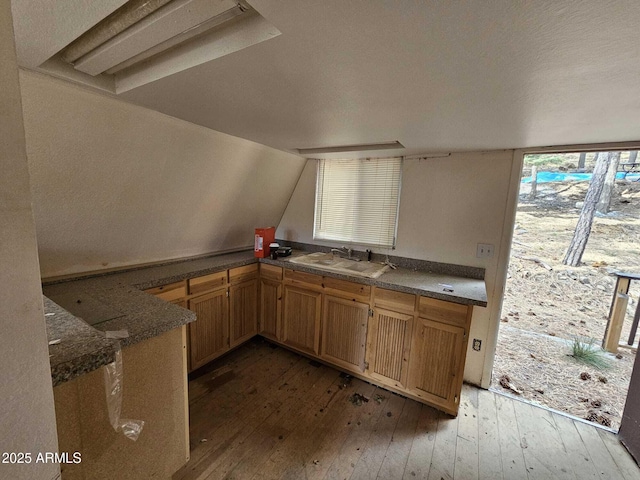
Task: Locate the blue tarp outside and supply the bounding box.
[522,171,640,183]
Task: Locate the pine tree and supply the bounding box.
[596,152,620,214]
[563,153,611,266]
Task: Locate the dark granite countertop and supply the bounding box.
[262,252,487,307]
[43,248,486,386]
[43,251,256,386]
[44,297,119,386]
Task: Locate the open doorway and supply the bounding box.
[491,150,640,430]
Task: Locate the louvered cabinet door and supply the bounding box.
[282,285,322,356]
[367,308,413,389]
[259,278,282,341]
[229,278,258,347]
[408,317,465,412]
[188,288,229,371]
[321,295,369,373]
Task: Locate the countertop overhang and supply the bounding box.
[44,249,487,386]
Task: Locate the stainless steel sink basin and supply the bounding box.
[289,252,389,279]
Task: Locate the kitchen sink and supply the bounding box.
[344,262,374,272]
[318,258,339,266]
[289,252,389,278]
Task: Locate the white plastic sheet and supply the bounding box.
[103,331,145,441]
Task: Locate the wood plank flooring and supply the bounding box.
[174,339,640,480]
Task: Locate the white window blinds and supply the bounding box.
[314,157,402,248]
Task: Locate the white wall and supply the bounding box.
[19,72,306,278]
[0,4,60,480]
[277,152,522,386]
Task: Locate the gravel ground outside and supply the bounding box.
[491,176,640,431]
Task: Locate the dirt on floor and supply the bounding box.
[491,177,640,430]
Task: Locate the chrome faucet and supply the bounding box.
[330,246,359,261]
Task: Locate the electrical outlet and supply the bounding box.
[472,339,482,351]
[476,243,494,258]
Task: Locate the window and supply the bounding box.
[314,157,402,248]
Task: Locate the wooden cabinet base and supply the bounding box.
[367,307,413,390]
[53,327,189,479]
[267,338,461,416]
[259,278,282,341]
[408,318,466,411]
[321,295,369,373]
[188,289,229,371]
[282,285,322,356]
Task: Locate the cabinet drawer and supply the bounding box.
[229,264,259,284]
[260,263,283,281]
[418,296,470,327]
[188,271,227,295]
[145,281,187,302]
[323,276,371,301]
[373,288,416,313]
[284,268,323,288]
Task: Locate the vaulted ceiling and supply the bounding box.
[12,1,640,158]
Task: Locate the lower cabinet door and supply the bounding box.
[282,285,322,356]
[259,278,282,341]
[229,278,258,347]
[321,295,369,372]
[408,317,465,410]
[367,308,413,388]
[188,288,229,371]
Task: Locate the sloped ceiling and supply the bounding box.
[20,72,305,277]
[12,1,640,158]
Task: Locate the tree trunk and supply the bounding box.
[529,165,537,200]
[597,152,621,214]
[578,152,586,169]
[563,152,611,266]
[629,151,638,164]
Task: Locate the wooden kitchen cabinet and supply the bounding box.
[408,317,466,413]
[229,278,258,347]
[321,295,369,372]
[188,288,229,371]
[147,262,477,416]
[145,280,187,302]
[259,264,283,341]
[229,264,258,347]
[366,307,413,389]
[366,288,416,389]
[260,278,282,341]
[408,296,472,414]
[188,271,226,296]
[282,284,322,356]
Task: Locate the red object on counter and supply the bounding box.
[254,227,275,258]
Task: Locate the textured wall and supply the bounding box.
[277,152,521,386]
[20,72,306,278]
[0,4,60,479]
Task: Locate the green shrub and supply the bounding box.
[569,337,611,370]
